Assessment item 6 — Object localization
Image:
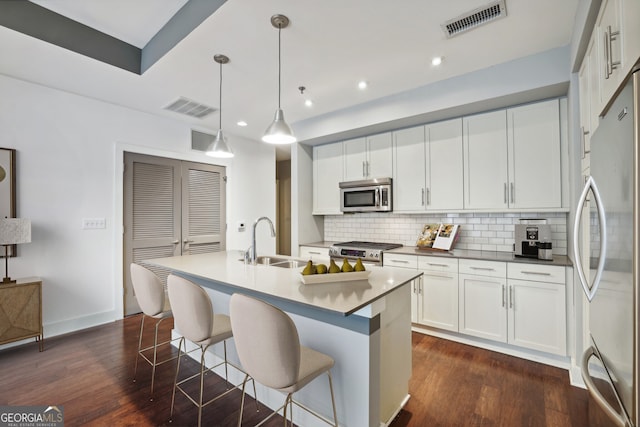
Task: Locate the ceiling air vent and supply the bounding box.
[164,97,216,119]
[442,0,507,38]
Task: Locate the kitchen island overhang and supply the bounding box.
[147,251,422,427]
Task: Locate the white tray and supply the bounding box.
[299,270,371,284]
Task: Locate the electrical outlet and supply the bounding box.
[82,218,106,229]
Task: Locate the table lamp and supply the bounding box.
[0,218,31,284]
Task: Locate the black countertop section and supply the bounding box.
[301,242,573,267]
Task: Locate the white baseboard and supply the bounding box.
[0,310,121,352]
[569,365,586,388]
[44,310,121,338]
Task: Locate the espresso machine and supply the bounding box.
[514,219,551,258]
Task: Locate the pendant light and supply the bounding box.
[262,14,296,145]
[206,54,234,158]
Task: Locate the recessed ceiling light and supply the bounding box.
[237,121,248,127]
[358,80,368,90]
[432,56,443,66]
[304,99,313,107]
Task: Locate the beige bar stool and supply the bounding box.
[167,275,256,427]
[229,293,338,427]
[130,263,179,400]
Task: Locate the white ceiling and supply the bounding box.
[1,0,580,154]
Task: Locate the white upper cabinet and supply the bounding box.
[428,119,464,210]
[463,100,562,210]
[344,133,393,181]
[507,99,561,209]
[312,143,343,215]
[579,36,598,163]
[393,126,427,211]
[463,109,509,210]
[393,119,463,212]
[597,0,623,108]
[343,136,367,181]
[581,0,640,124]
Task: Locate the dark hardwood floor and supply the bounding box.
[0,315,588,426]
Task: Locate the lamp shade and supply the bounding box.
[262,109,297,144]
[0,218,31,245]
[205,129,234,158]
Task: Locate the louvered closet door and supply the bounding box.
[124,154,181,315]
[181,162,226,255]
[123,153,226,315]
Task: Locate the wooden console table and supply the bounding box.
[0,277,43,351]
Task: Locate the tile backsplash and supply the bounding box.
[324,212,568,255]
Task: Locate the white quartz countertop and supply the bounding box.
[146,251,422,316]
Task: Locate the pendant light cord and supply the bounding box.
[219,60,223,129]
[278,24,282,109]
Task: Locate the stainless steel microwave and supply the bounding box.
[339,178,392,213]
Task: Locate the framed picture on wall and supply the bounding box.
[0,148,17,257]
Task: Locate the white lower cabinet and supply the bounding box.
[459,260,508,342]
[383,253,419,322]
[459,259,567,356]
[507,264,567,355]
[385,254,568,357]
[418,257,459,332]
[384,254,459,331]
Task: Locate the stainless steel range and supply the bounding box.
[328,241,403,265]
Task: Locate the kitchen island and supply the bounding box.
[147,251,422,427]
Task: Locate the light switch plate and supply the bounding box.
[82,218,106,229]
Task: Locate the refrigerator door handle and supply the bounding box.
[581,347,628,427]
[572,176,607,302]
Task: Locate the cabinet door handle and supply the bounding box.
[504,183,508,204]
[510,182,515,204]
[509,285,514,309]
[426,188,431,205]
[172,240,180,244]
[421,188,425,206]
[520,271,552,276]
[502,285,506,308]
[604,30,610,79]
[581,126,590,158]
[183,239,194,244]
[606,25,621,77]
[362,161,366,177]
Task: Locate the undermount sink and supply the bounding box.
[239,256,306,269]
[270,259,307,269]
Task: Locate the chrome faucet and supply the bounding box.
[250,216,276,264]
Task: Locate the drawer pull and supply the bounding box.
[307,251,321,255]
[427,263,449,268]
[423,273,454,279]
[470,266,495,271]
[390,259,410,264]
[521,271,552,276]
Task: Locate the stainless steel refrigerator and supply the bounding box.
[573,65,639,426]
